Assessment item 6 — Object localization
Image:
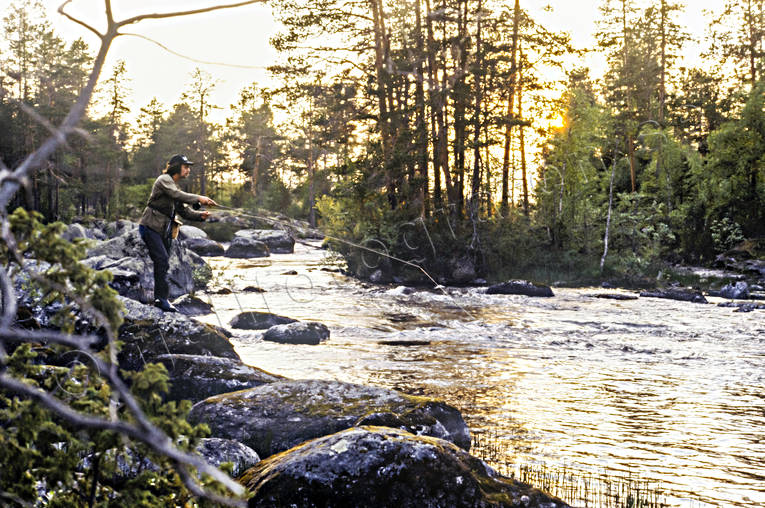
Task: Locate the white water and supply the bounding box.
[196,241,765,507]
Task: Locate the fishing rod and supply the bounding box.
[204,204,478,320]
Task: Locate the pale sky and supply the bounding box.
[2,0,724,124]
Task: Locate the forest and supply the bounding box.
[1,0,763,284]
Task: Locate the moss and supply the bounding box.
[199,221,240,242]
[192,262,213,289]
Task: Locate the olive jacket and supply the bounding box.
[138,173,205,235]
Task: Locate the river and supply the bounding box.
[196,241,765,507]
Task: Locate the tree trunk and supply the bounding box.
[627,134,636,192]
[370,0,396,207]
[251,136,262,198]
[600,150,619,273]
[453,0,469,216]
[518,46,529,216]
[415,0,429,216]
[470,0,483,209]
[424,0,442,210]
[501,0,521,216]
[659,0,666,125]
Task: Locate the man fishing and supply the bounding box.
[138,154,218,312]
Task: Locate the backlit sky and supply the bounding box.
[3,0,724,124]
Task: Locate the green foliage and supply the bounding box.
[0,208,239,506]
[705,82,765,237]
[2,208,123,332]
[709,217,744,253]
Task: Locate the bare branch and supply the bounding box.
[15,101,70,148]
[121,32,267,69]
[116,0,265,28]
[0,231,18,331]
[177,465,248,508]
[0,33,114,209]
[58,1,103,37]
[0,371,246,505]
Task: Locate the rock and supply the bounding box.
[62,223,89,242]
[79,448,159,486]
[714,254,765,278]
[118,297,239,371]
[242,286,266,293]
[230,311,297,330]
[369,268,393,284]
[234,229,295,254]
[639,288,708,304]
[263,322,330,345]
[717,302,765,311]
[85,229,210,301]
[225,237,270,258]
[179,224,208,240]
[184,237,225,257]
[104,219,139,239]
[196,438,260,478]
[172,295,213,316]
[386,286,416,296]
[449,256,477,285]
[188,379,470,458]
[154,354,282,402]
[487,280,555,297]
[719,281,750,300]
[239,427,567,508]
[592,293,638,300]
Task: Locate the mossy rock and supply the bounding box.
[198,221,242,242]
[230,311,296,330]
[117,297,239,371]
[154,354,283,403]
[188,379,470,458]
[239,426,569,508]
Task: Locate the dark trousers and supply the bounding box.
[139,225,173,300]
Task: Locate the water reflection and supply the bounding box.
[196,242,765,507]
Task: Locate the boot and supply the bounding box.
[154,298,178,313]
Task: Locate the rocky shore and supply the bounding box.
[16,213,570,507]
[19,210,762,505]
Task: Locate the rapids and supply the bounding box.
[196,241,765,507]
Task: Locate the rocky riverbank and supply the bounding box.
[14,213,570,507]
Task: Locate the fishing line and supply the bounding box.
[208,204,478,320]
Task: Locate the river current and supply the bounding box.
[196,241,765,507]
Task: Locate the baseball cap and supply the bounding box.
[168,154,194,166]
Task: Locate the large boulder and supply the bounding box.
[172,295,214,316]
[449,256,477,285]
[262,322,330,345]
[230,311,297,330]
[179,224,208,240]
[225,237,270,258]
[183,237,225,257]
[719,281,750,300]
[639,288,708,304]
[85,229,210,302]
[235,229,295,254]
[118,297,239,371]
[196,438,260,478]
[154,354,282,403]
[104,219,139,239]
[239,426,568,508]
[188,379,470,458]
[62,223,89,242]
[487,280,555,297]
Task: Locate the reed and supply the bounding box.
[471,431,681,508]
